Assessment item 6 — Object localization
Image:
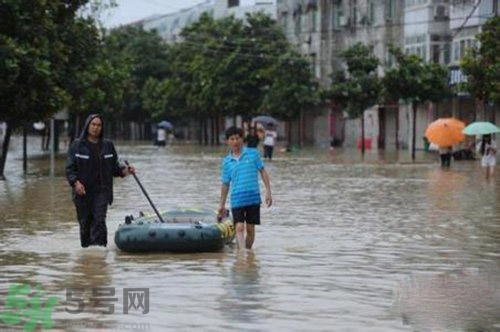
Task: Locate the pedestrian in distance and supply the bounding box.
[477,134,497,179]
[263,128,277,160]
[244,126,259,148]
[66,114,135,248]
[218,126,272,250]
[439,146,452,167]
[156,127,167,147]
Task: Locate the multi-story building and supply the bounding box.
[449,0,498,122]
[215,0,277,19]
[139,1,215,43]
[138,0,276,44]
[278,0,405,149]
[279,0,497,150]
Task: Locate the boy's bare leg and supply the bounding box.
[235,222,245,249]
[246,224,255,249]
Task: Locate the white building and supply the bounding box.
[137,0,277,44]
[214,0,277,19]
[140,1,215,43]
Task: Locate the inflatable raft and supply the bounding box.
[114,208,235,253]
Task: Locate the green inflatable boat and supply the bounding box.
[114,208,235,253]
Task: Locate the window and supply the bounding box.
[369,1,376,24]
[386,0,394,21]
[453,41,459,61]
[352,0,359,24]
[311,10,317,32]
[295,14,302,35]
[432,44,440,63]
[444,43,451,64]
[333,6,344,29]
[460,40,465,59]
[228,0,239,8]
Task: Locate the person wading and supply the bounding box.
[218,126,272,249]
[66,114,135,248]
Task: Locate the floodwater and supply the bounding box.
[1,136,500,332]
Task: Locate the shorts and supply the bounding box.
[481,155,496,167]
[231,204,260,225]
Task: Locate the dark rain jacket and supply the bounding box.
[65,114,125,205]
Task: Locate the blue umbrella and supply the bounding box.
[158,121,173,130]
[253,115,279,128]
[462,121,500,136]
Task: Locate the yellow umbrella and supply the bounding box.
[425,118,465,147]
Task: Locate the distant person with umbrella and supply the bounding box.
[253,116,279,161]
[477,134,497,179]
[263,126,277,160]
[157,121,173,147]
[463,121,500,179]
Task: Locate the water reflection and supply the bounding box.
[64,250,112,314]
[2,137,500,330]
[220,251,266,325]
[395,266,500,331]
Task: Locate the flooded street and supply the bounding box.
[1,136,500,331]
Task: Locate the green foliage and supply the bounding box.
[102,26,171,121]
[0,0,101,127]
[383,47,450,104]
[159,12,318,123]
[325,43,381,119]
[460,16,500,105]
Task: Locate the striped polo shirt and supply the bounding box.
[221,147,264,208]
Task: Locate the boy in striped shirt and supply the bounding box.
[218,126,272,249]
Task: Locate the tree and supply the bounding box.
[261,52,320,146]
[324,43,381,156]
[461,16,500,121]
[162,12,319,145]
[0,0,102,178]
[383,47,450,161]
[102,25,171,123]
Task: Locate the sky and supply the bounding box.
[103,0,206,28]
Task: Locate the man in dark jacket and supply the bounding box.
[66,114,135,247]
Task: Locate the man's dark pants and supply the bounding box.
[73,191,108,247]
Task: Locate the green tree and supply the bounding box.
[460,16,500,121]
[103,25,171,123]
[163,12,318,145]
[262,53,320,145]
[324,43,381,156]
[0,0,102,178]
[383,47,450,161]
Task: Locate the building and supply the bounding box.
[279,0,498,150]
[277,0,405,149]
[449,0,498,122]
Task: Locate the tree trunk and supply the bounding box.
[411,101,417,162]
[210,116,215,146]
[23,124,28,174]
[203,118,209,145]
[360,112,366,158]
[44,126,50,150]
[396,106,399,150]
[287,121,292,147]
[299,109,304,147]
[54,120,60,152]
[215,111,220,146]
[0,123,12,180]
[198,118,203,145]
